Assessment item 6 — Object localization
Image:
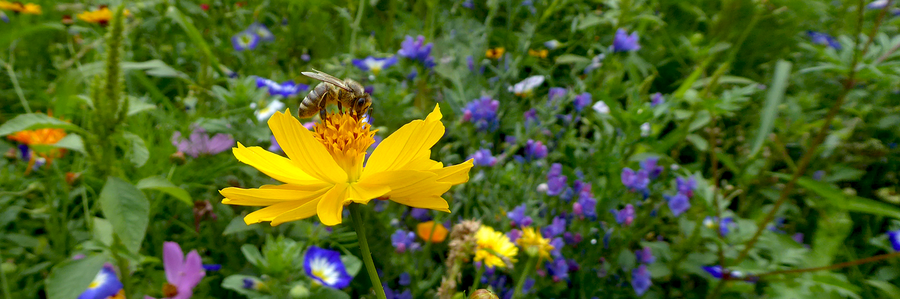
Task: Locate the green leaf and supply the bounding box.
[93,217,114,246]
[685,134,708,151]
[341,254,362,278]
[241,244,266,268]
[98,177,149,253]
[121,60,186,78]
[555,54,590,64]
[165,7,225,77]
[0,113,82,137]
[309,287,351,299]
[749,60,791,158]
[772,173,900,219]
[136,176,193,206]
[223,217,262,235]
[127,98,157,116]
[51,134,86,154]
[122,131,149,167]
[0,23,64,47]
[46,254,106,299]
[221,275,274,299]
[867,280,900,298]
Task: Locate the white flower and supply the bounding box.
[640,122,651,137]
[868,0,889,9]
[544,40,562,50]
[592,101,610,114]
[536,183,549,193]
[255,99,285,122]
[509,75,545,96]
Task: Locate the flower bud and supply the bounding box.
[469,289,499,299]
[289,285,310,298]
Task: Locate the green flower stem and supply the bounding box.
[1,57,32,113]
[349,203,386,299]
[470,263,485,293]
[512,255,536,299]
[0,246,12,299]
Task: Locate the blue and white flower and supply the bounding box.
[232,31,260,51]
[303,246,352,289]
[509,75,545,96]
[255,99,285,122]
[255,77,308,98]
[352,56,398,75]
[249,23,274,42]
[77,265,123,299]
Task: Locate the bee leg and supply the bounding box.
[337,102,344,114]
[319,109,327,123]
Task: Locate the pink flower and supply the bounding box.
[146,242,205,299]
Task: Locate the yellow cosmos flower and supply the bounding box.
[474,226,518,268]
[528,49,548,59]
[77,7,130,25]
[517,227,554,262]
[486,47,505,59]
[220,104,473,226]
[0,1,39,14]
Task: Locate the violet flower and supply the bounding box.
[651,92,664,107]
[248,23,274,42]
[462,96,500,131]
[702,265,746,280]
[524,139,548,160]
[640,157,664,179]
[546,258,569,282]
[391,229,421,253]
[542,216,566,238]
[576,190,597,219]
[146,242,205,299]
[524,108,539,128]
[676,176,697,198]
[171,128,234,158]
[635,247,655,264]
[574,92,592,112]
[612,29,641,52]
[352,56,398,75]
[469,148,497,167]
[632,265,651,296]
[232,30,260,51]
[397,35,435,68]
[621,167,650,193]
[612,204,635,226]
[806,31,842,50]
[548,87,567,103]
[78,264,123,299]
[303,246,353,288]
[704,216,735,236]
[507,204,533,227]
[666,193,691,217]
[888,230,900,251]
[256,77,308,98]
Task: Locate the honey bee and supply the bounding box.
[298,70,372,120]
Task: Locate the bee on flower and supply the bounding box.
[485,47,505,59]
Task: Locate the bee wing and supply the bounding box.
[302,69,351,91]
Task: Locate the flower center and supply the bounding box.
[313,112,376,181]
[163,283,179,297]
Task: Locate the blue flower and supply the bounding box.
[812,170,825,181]
[888,230,900,251]
[469,148,497,167]
[383,284,413,299]
[303,246,352,288]
[351,56,398,75]
[462,96,500,131]
[77,265,123,299]
[806,31,842,50]
[241,278,265,290]
[546,258,569,282]
[409,208,431,221]
[507,204,533,227]
[622,167,650,192]
[635,247,655,264]
[397,35,435,68]
[576,189,597,219]
[631,265,652,296]
[524,139,548,160]
[666,193,691,217]
[574,92,591,112]
[704,216,735,236]
[702,265,745,280]
[524,108,539,128]
[650,92,664,107]
[612,204,636,226]
[398,272,411,286]
[676,176,697,197]
[249,23,274,42]
[1,11,8,23]
[232,31,260,51]
[202,264,222,271]
[255,77,308,98]
[549,237,564,258]
[391,229,421,253]
[462,0,474,8]
[542,216,566,238]
[546,171,568,197]
[640,157,664,179]
[548,87,568,103]
[612,29,641,52]
[544,40,561,50]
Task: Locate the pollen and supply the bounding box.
[313,112,377,177]
[163,283,179,297]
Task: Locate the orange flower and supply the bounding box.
[528,49,548,59]
[486,47,505,59]
[417,221,448,243]
[8,128,67,145]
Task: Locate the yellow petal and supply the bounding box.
[392,195,450,212]
[232,143,318,184]
[347,182,390,205]
[430,159,474,184]
[269,110,347,183]
[317,183,350,226]
[363,104,444,175]
[269,200,321,226]
[220,183,331,206]
[360,169,452,212]
[244,199,319,225]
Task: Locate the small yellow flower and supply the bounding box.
[474,226,518,268]
[527,49,548,59]
[0,1,17,11]
[20,3,39,14]
[486,47,505,59]
[517,227,554,261]
[77,7,130,25]
[0,1,39,14]
[220,105,473,226]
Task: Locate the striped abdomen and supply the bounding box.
[297,82,334,118]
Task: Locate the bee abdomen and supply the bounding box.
[298,83,331,118]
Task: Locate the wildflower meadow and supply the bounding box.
[3,1,900,298]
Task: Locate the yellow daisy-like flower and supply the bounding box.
[486,47,505,59]
[77,7,130,25]
[517,227,554,262]
[0,1,39,14]
[20,3,39,14]
[527,49,548,59]
[474,226,518,268]
[219,104,474,226]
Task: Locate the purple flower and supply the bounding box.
[666,193,691,217]
[469,148,497,167]
[303,246,352,288]
[635,247,655,264]
[77,265,123,299]
[549,237,564,258]
[507,229,523,243]
[462,0,474,8]
[146,242,205,299]
[563,232,582,245]
[702,265,745,280]
[397,35,435,68]
[612,29,641,52]
[640,157,664,179]
[576,191,597,219]
[399,272,411,286]
[792,233,804,244]
[543,216,566,237]
[806,31,842,50]
[704,216,735,236]
[524,109,539,128]
[676,176,697,198]
[231,31,260,51]
[574,92,592,112]
[255,77,308,98]
[546,173,567,197]
[612,204,636,226]
[525,140,548,160]
[548,87,567,103]
[812,170,825,181]
[546,258,569,282]
[352,56,398,75]
[548,163,563,177]
[888,230,900,251]
[631,265,651,296]
[268,135,281,153]
[621,168,650,192]
[171,128,234,158]
[650,92,664,107]
[391,229,421,253]
[409,208,431,221]
[507,204,533,227]
[462,96,500,131]
[248,23,274,42]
